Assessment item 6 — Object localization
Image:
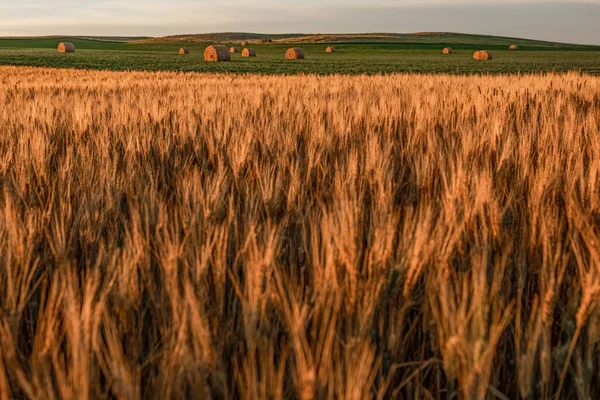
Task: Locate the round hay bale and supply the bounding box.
[241,41,248,46]
[179,48,189,55]
[242,48,256,57]
[230,47,239,53]
[509,45,519,51]
[285,48,305,60]
[58,42,75,53]
[442,47,453,54]
[204,45,231,62]
[473,50,493,61]
[325,46,336,53]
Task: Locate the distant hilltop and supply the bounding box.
[1,32,595,48]
[0,35,150,42]
[134,32,583,47]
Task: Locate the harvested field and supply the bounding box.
[1,66,600,399]
[1,38,600,74]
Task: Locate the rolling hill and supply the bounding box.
[135,32,596,49]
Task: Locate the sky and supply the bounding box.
[0,1,599,45]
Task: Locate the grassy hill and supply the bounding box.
[0,32,583,48]
[136,32,302,43]
[137,32,596,49]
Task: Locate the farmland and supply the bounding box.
[1,34,600,74]
[1,66,600,398]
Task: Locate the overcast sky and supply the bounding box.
[1,1,599,45]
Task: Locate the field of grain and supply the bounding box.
[1,67,600,399]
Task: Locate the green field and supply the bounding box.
[1,34,600,75]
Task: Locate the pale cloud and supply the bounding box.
[0,1,599,44]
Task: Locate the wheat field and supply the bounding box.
[1,66,600,399]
